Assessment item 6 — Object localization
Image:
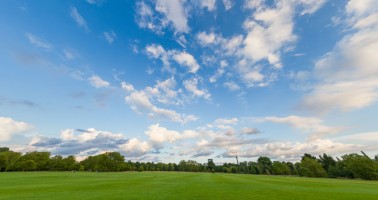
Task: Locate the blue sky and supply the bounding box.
[1,0,378,163]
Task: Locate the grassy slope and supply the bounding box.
[0,172,377,200]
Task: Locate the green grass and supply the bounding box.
[0,172,377,200]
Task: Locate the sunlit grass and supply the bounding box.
[0,172,377,199]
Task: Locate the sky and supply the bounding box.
[1,0,378,163]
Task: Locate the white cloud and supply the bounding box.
[119,138,151,157]
[145,123,181,145]
[86,0,105,6]
[222,0,234,10]
[298,0,327,15]
[155,0,189,33]
[243,0,264,10]
[70,7,89,31]
[224,81,241,91]
[88,75,110,88]
[301,0,378,113]
[25,33,53,50]
[197,31,217,46]
[135,1,162,33]
[209,60,228,83]
[226,138,365,161]
[103,31,117,44]
[172,52,200,73]
[332,131,378,147]
[240,127,260,135]
[199,0,217,11]
[262,116,343,141]
[121,81,135,93]
[63,49,76,60]
[0,117,32,142]
[214,117,238,125]
[183,77,211,100]
[123,79,197,124]
[146,44,200,74]
[241,1,296,68]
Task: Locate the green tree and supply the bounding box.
[300,157,326,178]
[207,159,215,172]
[0,147,10,153]
[0,151,22,171]
[257,156,272,174]
[318,153,336,171]
[342,153,378,180]
[18,160,37,171]
[272,161,290,175]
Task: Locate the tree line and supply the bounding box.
[1,147,377,180]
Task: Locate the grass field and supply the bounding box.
[0,172,377,200]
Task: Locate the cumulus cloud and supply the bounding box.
[86,0,106,6]
[183,77,211,100]
[25,33,53,50]
[240,127,260,135]
[88,75,110,88]
[222,138,365,161]
[198,0,217,11]
[146,44,200,74]
[122,79,197,124]
[224,81,241,91]
[70,7,89,31]
[0,117,32,142]
[119,138,151,157]
[27,128,128,157]
[222,0,234,10]
[172,51,200,73]
[241,1,296,68]
[301,0,378,113]
[135,0,189,34]
[155,0,189,33]
[103,31,117,44]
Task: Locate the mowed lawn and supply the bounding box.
[0,172,377,200]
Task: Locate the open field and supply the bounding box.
[0,172,377,200]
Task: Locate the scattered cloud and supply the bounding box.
[70,7,89,32]
[0,117,33,142]
[172,51,200,73]
[183,77,211,100]
[25,33,53,50]
[30,128,127,157]
[88,75,110,88]
[199,0,217,12]
[240,127,260,135]
[301,0,378,114]
[261,116,343,141]
[146,44,200,74]
[86,0,106,6]
[222,138,365,161]
[155,0,189,33]
[103,31,117,44]
[122,79,198,124]
[222,0,234,10]
[62,49,76,60]
[224,81,241,91]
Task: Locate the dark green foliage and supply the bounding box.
[341,153,378,180]
[0,147,10,153]
[301,153,317,161]
[318,153,336,171]
[0,147,377,180]
[257,156,272,174]
[300,157,326,178]
[272,161,291,175]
